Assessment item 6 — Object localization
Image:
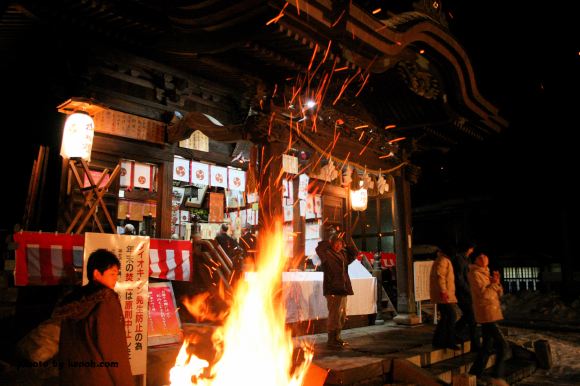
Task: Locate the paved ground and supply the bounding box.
[3,318,576,385]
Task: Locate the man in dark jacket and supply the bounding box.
[315,233,358,349]
[452,241,480,351]
[53,249,133,386]
[215,224,241,259]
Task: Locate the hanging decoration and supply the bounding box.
[313,159,339,182]
[376,171,389,194]
[342,164,353,187]
[362,169,375,190]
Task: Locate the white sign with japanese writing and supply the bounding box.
[282,154,298,174]
[298,174,309,200]
[413,260,434,302]
[83,233,150,376]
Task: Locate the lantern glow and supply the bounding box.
[350,181,368,211]
[60,112,95,161]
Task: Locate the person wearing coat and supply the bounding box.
[429,249,459,349]
[452,241,481,352]
[53,249,133,386]
[215,224,241,260]
[315,233,357,349]
[467,251,509,386]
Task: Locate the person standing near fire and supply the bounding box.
[215,223,240,260]
[468,250,509,386]
[430,247,460,350]
[316,232,358,349]
[452,241,481,352]
[52,249,133,386]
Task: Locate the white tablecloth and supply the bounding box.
[282,268,377,323]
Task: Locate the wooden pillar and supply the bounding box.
[57,157,71,232]
[158,160,173,239]
[392,165,419,324]
[258,142,285,232]
[292,174,305,268]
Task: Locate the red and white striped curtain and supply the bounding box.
[149,239,192,281]
[14,233,84,286]
[14,232,192,285]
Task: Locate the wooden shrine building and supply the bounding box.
[1,0,506,323]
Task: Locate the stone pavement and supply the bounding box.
[148,321,538,386]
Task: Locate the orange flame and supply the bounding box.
[170,222,313,385]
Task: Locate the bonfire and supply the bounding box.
[169,222,313,386]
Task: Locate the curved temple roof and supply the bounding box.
[1,0,507,168]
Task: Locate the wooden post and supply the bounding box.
[158,160,174,239]
[23,146,46,230]
[534,339,553,369]
[258,142,285,230]
[33,146,50,229]
[22,159,38,230]
[392,164,419,325]
[292,173,305,268]
[64,159,120,234]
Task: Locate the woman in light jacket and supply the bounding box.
[468,251,509,386]
[429,249,459,349]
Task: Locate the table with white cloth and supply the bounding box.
[283,260,377,323]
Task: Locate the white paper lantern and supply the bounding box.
[350,182,368,211]
[60,112,95,161]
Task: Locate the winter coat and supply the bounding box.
[52,282,133,386]
[315,240,357,296]
[468,264,504,323]
[452,253,472,305]
[215,232,240,258]
[429,254,458,304]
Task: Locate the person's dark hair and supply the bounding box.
[329,233,343,244]
[437,243,453,257]
[457,240,477,254]
[221,224,229,232]
[87,249,121,281]
[469,248,485,263]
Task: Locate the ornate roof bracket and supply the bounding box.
[271,0,507,134]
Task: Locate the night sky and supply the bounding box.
[1,2,578,260]
[410,1,579,260]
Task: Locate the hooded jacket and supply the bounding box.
[429,253,458,304]
[315,240,357,296]
[52,282,133,386]
[468,264,504,323]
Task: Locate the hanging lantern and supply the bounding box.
[350,181,368,211]
[60,112,95,161]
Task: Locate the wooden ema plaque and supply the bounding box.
[93,109,164,144]
[209,192,224,222]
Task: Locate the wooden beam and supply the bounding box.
[92,134,174,163]
[167,111,245,143]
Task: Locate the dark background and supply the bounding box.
[411,1,578,262]
[1,1,578,263]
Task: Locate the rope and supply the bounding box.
[291,126,408,176]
